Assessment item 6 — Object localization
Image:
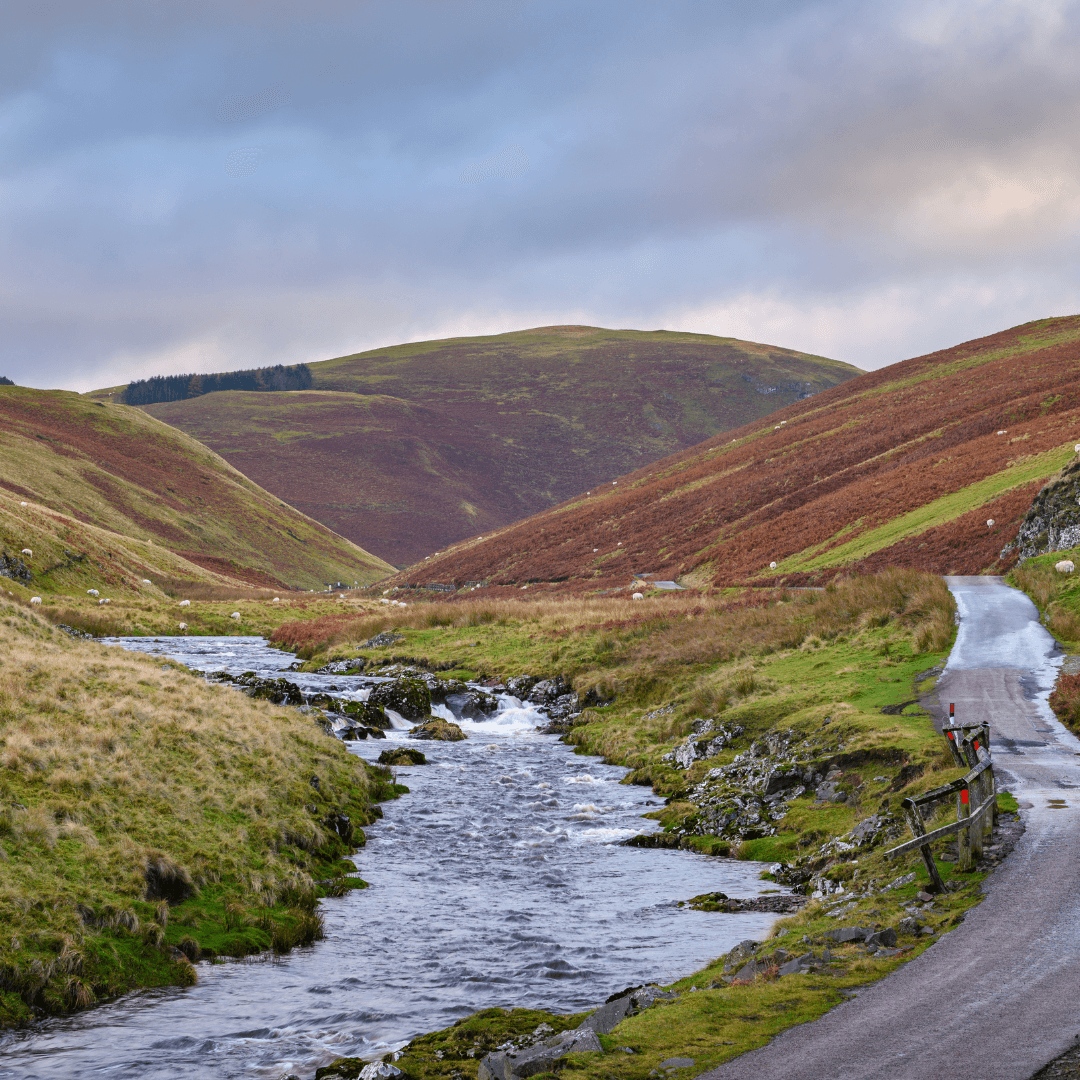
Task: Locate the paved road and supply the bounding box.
[699,575,1080,1080]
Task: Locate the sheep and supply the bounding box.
[230,612,241,620]
[178,622,187,631]
[379,598,390,605]
[769,561,777,569]
[20,548,31,558]
[142,578,152,585]
[986,519,995,527]
[19,501,27,507]
[30,596,41,605]
[98,598,110,605]
[272,597,280,603]
[179,599,191,607]
[632,592,644,600]
[87,589,99,597]
[1056,560,1075,574]
[997,430,1007,435]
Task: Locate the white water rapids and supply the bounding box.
[0,636,785,1080]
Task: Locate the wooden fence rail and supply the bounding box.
[884,708,996,893]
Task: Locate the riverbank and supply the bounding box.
[0,597,400,1027]
[266,570,1026,1080]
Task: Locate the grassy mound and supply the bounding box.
[0,598,399,1026]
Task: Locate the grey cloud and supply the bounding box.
[3,0,1080,390]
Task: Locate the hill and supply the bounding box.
[122,326,861,565]
[0,386,394,594]
[391,316,1080,593]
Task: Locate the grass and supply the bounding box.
[773,442,1079,574]
[270,569,984,1077]
[0,596,399,1026]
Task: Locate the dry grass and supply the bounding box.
[156,577,292,602]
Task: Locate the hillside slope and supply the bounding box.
[0,387,393,593]
[395,316,1080,593]
[134,326,861,565]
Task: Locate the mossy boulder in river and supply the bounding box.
[342,700,392,729]
[409,718,466,741]
[378,747,428,766]
[369,676,432,721]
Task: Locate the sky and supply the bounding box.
[5,0,1080,390]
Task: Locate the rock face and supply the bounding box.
[445,688,499,719]
[409,718,466,741]
[369,676,432,721]
[663,720,745,769]
[0,552,32,584]
[342,701,392,729]
[1004,456,1080,562]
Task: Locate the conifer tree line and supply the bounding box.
[123,363,313,405]
[0,375,14,385]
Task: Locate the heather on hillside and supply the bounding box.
[403,316,1080,593]
[134,326,860,565]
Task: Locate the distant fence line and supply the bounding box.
[124,363,313,406]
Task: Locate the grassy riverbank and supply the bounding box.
[275,570,1023,1080]
[0,597,398,1027]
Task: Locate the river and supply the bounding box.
[0,636,783,1080]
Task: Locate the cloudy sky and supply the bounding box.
[4,0,1080,390]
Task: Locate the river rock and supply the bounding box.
[527,677,572,704]
[378,747,428,766]
[369,676,431,721]
[505,675,539,698]
[342,701,392,729]
[315,1059,402,1080]
[322,813,353,844]
[214,671,304,706]
[478,1028,602,1080]
[445,688,499,719]
[409,718,466,741]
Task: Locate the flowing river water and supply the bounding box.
[1,636,784,1080]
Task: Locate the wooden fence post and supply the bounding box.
[900,798,948,893]
[957,784,973,870]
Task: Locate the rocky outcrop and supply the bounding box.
[688,891,808,914]
[663,719,745,769]
[1003,455,1080,562]
[0,552,32,584]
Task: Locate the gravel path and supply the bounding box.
[698,575,1080,1080]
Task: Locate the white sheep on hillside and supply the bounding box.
[98,598,110,605]
[769,561,777,569]
[87,589,99,597]
[142,579,152,585]
[30,596,41,605]
[178,622,187,631]
[632,592,644,600]
[230,611,241,620]
[272,597,280,603]
[1056,560,1075,574]
[20,549,31,558]
[379,598,390,604]
[20,502,27,507]
[179,599,191,607]
[986,519,995,527]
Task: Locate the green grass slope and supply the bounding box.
[401,315,1080,593]
[0,386,393,594]
[132,326,861,565]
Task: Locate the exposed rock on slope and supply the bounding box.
[1003,455,1080,562]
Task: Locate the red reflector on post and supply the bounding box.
[948,731,955,740]
[961,789,969,804]
[950,703,955,717]
[973,740,979,750]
